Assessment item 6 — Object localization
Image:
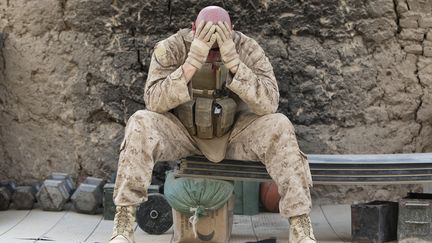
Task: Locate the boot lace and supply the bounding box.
[290,214,315,241]
[114,206,134,235]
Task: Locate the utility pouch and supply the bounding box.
[173,100,196,136]
[214,98,237,137]
[195,97,214,139]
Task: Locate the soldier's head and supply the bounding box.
[192,6,232,31]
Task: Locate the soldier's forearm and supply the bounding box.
[182,63,198,82]
[227,62,279,115]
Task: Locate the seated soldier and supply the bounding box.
[109,5,316,243]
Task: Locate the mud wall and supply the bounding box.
[1,0,432,203]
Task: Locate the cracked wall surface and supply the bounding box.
[0,0,432,203]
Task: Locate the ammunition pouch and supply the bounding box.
[195,98,213,139]
[173,100,196,136]
[174,97,237,139]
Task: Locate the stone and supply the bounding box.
[407,0,432,13]
[399,18,418,28]
[356,18,396,43]
[424,46,432,57]
[366,0,396,18]
[36,173,75,211]
[396,0,409,13]
[427,31,432,41]
[12,186,37,210]
[71,177,106,214]
[47,172,76,195]
[400,11,422,20]
[404,44,423,54]
[399,29,425,41]
[0,181,16,210]
[419,17,432,28]
[0,188,12,211]
[36,179,70,211]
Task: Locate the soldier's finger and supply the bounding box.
[215,24,227,41]
[220,22,231,39]
[223,22,233,37]
[204,25,216,42]
[209,33,217,46]
[214,32,223,45]
[195,21,205,37]
[199,21,213,39]
[217,22,229,40]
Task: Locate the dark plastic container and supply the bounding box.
[351,200,398,243]
[398,193,432,242]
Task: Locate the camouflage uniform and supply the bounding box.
[113,29,313,218]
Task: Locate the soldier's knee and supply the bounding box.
[264,113,294,132]
[125,109,163,131]
[129,109,159,123]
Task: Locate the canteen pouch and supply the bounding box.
[214,98,237,137]
[195,97,214,139]
[173,100,196,136]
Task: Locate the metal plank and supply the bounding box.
[308,153,432,164]
[311,166,432,171]
[183,166,432,177]
[230,215,257,242]
[40,211,103,242]
[135,226,174,243]
[320,205,351,242]
[183,163,268,172]
[312,175,432,182]
[181,167,269,175]
[178,154,432,184]
[251,213,289,242]
[186,156,432,169]
[310,163,432,170]
[84,219,117,242]
[0,208,68,242]
[174,171,272,182]
[312,172,432,178]
[0,210,32,237]
[180,169,271,180]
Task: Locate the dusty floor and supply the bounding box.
[0,204,351,243]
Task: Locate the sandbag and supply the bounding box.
[164,172,234,218]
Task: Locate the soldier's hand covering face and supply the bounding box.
[185,21,217,70]
[215,21,240,73]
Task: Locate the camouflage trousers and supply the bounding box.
[113,110,313,218]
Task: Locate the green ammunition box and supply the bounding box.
[234,181,260,215]
[103,183,115,220]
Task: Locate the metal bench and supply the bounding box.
[174,153,432,185]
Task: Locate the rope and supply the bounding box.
[188,206,207,239]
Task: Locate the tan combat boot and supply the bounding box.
[289,214,316,243]
[109,205,136,243]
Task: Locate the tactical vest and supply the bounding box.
[173,62,237,139]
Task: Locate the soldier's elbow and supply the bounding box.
[254,102,278,116]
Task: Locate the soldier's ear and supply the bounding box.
[192,22,196,32]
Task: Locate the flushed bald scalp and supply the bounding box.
[194,6,232,30]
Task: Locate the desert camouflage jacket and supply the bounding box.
[144,28,279,157]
